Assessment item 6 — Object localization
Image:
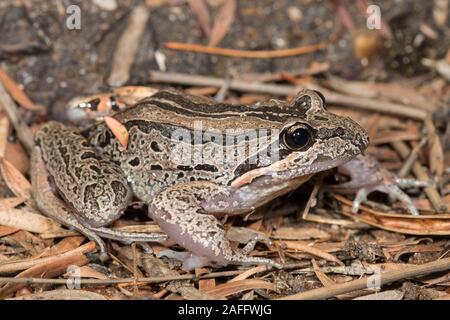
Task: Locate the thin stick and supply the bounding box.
[397,137,428,178]
[278,256,450,300]
[0,262,309,286]
[392,141,446,212]
[163,39,330,59]
[149,71,427,120]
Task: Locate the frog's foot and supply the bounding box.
[156,249,211,270]
[334,155,428,216]
[149,182,282,270]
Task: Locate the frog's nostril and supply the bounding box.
[355,132,369,152]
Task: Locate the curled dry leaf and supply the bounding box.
[335,194,450,235]
[104,116,129,149]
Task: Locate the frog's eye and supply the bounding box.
[293,95,312,111]
[313,90,326,106]
[282,124,313,151]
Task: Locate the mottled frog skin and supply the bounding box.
[32,89,369,269]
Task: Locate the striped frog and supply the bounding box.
[31,89,369,269]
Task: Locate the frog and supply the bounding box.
[31,89,369,269]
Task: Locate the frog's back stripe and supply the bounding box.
[136,90,306,123]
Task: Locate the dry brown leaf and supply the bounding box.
[204,279,276,298]
[7,230,45,253]
[0,207,63,234]
[0,69,45,112]
[353,290,404,300]
[188,0,211,36]
[229,265,269,282]
[76,266,108,280]
[425,115,444,176]
[38,236,86,259]
[0,157,32,203]
[335,194,450,235]
[271,226,330,240]
[0,241,96,298]
[0,196,25,209]
[0,225,18,237]
[107,5,149,86]
[198,278,216,291]
[277,240,344,266]
[5,142,29,174]
[208,0,236,47]
[104,116,129,148]
[0,114,9,157]
[312,259,335,287]
[0,241,96,275]
[8,289,107,300]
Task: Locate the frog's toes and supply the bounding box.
[350,184,419,216]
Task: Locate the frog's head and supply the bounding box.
[230,90,369,187]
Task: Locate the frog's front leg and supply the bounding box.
[333,155,430,215]
[149,182,281,270]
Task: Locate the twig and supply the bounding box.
[392,141,446,212]
[0,80,34,153]
[278,256,450,300]
[163,39,330,59]
[149,71,428,120]
[0,262,309,286]
[397,137,428,178]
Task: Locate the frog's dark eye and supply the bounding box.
[313,90,326,106]
[293,95,312,111]
[282,124,313,151]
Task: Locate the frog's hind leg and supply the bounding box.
[31,147,109,261]
[31,146,167,261]
[149,182,282,270]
